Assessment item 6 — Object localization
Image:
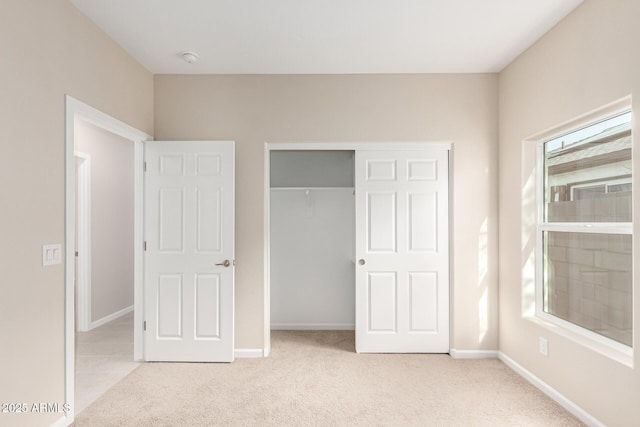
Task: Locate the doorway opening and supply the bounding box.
[270,150,355,328]
[267,148,356,353]
[73,117,136,412]
[64,96,150,423]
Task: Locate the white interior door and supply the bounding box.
[144,141,234,362]
[355,148,449,353]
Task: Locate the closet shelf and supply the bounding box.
[270,187,354,191]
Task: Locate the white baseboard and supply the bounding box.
[89,305,133,330]
[271,323,355,330]
[235,348,267,358]
[498,352,604,427]
[50,413,72,427]
[449,349,499,359]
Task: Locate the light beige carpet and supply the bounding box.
[75,331,583,426]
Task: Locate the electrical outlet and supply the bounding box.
[539,337,549,356]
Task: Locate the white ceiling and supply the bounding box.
[69,0,583,74]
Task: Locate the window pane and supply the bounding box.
[543,231,632,346]
[608,183,632,193]
[544,112,632,222]
[573,185,605,200]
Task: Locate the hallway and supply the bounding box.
[75,312,138,413]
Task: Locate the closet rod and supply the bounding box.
[270,187,354,191]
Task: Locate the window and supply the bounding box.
[538,111,633,349]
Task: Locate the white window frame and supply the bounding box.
[527,98,634,366]
[570,177,632,201]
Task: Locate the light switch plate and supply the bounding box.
[43,244,62,266]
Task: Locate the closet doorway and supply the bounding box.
[265,143,451,354]
[269,150,355,331]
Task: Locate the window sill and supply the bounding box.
[524,315,633,368]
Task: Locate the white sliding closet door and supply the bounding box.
[355,149,449,353]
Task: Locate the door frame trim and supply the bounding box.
[75,152,92,332]
[263,142,452,356]
[64,96,151,423]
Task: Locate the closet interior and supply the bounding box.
[270,150,355,330]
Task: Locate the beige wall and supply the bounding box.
[16,1,638,425]
[498,0,640,425]
[0,0,153,425]
[75,119,135,323]
[154,74,499,351]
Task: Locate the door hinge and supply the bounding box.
[144,241,147,251]
[143,161,147,172]
[143,321,147,331]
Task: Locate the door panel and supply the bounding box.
[157,275,182,337]
[367,192,397,252]
[144,141,234,362]
[196,189,222,252]
[159,188,184,252]
[409,272,438,331]
[367,159,397,181]
[368,272,397,332]
[408,192,437,252]
[195,274,221,338]
[356,149,449,353]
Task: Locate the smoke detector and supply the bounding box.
[181,51,199,64]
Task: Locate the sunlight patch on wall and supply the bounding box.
[521,167,537,252]
[521,142,538,317]
[478,287,488,342]
[478,217,488,286]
